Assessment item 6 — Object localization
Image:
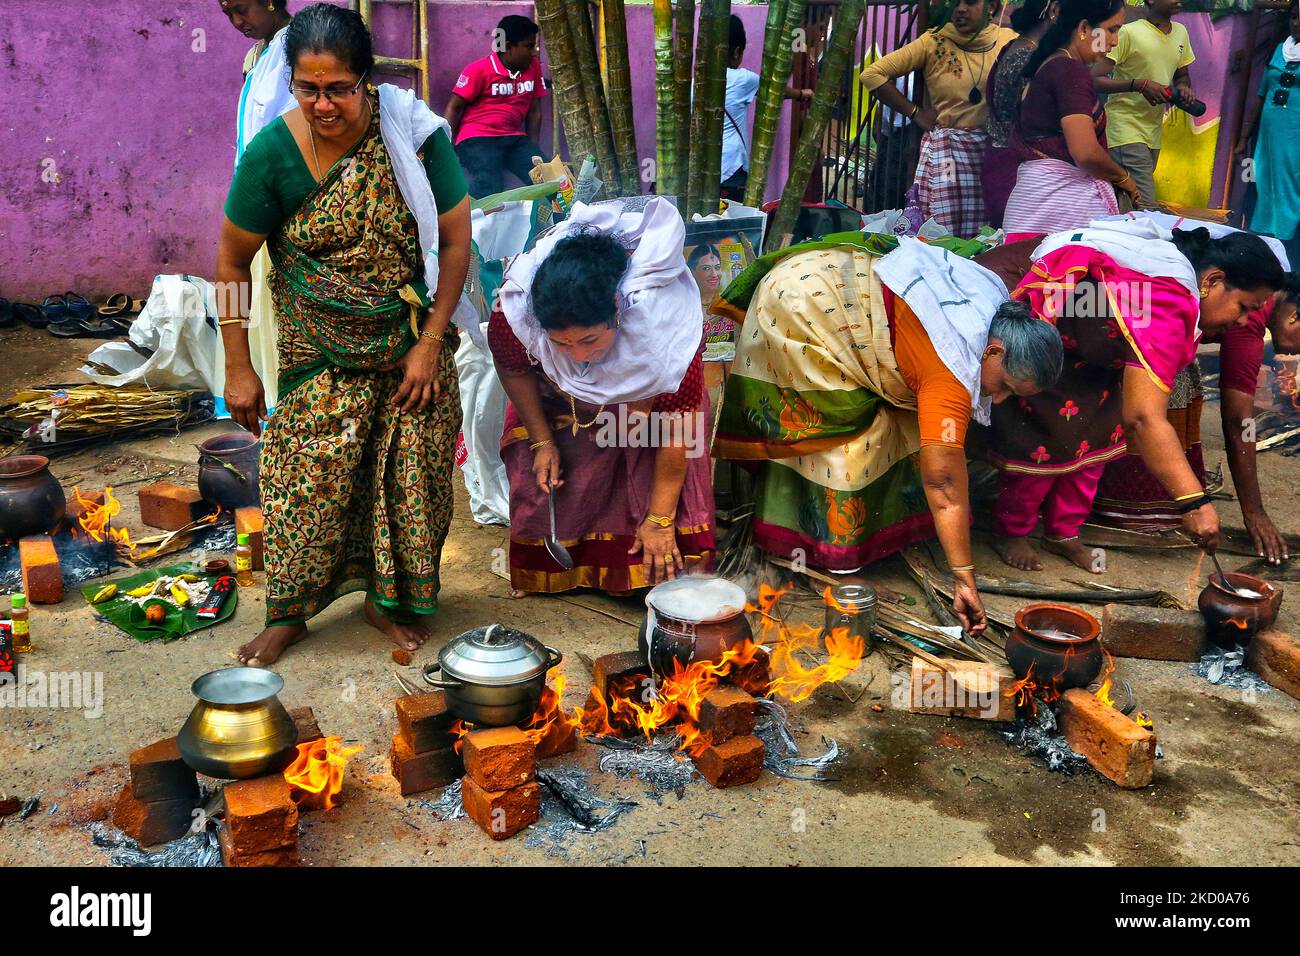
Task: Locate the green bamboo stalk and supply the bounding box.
[565,0,622,195]
[764,0,865,252]
[534,0,595,169]
[653,0,676,195]
[745,0,806,209]
[686,0,728,216]
[672,0,695,201]
[602,0,641,196]
[697,0,731,217]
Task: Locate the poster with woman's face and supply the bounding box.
[686,233,755,363]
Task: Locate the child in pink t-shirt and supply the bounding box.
[445,15,550,198]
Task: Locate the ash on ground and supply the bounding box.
[593,734,697,800]
[1195,649,1272,693]
[90,820,223,867]
[755,698,840,781]
[1001,706,1089,774]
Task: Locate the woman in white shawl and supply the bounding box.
[226,0,296,410]
[216,4,472,666]
[489,197,716,596]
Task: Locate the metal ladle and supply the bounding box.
[545,486,574,570]
[1208,550,1242,596]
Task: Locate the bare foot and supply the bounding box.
[1043,537,1104,574]
[509,588,529,599]
[362,597,430,651]
[237,623,308,667]
[993,536,1043,572]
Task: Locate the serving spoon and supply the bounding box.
[546,486,574,570]
[1208,550,1242,596]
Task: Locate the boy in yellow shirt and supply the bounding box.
[1092,0,1196,209]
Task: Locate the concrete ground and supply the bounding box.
[1,330,1297,867]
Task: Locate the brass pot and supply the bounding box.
[177,668,299,779]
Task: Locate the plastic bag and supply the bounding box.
[82,275,223,394]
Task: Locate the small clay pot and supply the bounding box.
[1198,571,1282,649]
[1006,603,1103,692]
[197,433,261,510]
[204,559,230,575]
[0,455,67,542]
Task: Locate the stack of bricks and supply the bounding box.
[220,775,300,866]
[389,691,462,796]
[110,738,200,846]
[461,727,540,840]
[693,686,765,788]
[137,482,209,532]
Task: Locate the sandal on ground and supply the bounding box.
[12,302,45,327]
[97,293,133,317]
[61,291,95,320]
[47,317,123,339]
[0,299,14,330]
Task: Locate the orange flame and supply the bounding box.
[1003,661,1062,714]
[1224,617,1249,630]
[573,582,866,756]
[73,486,135,552]
[283,735,363,811]
[1135,711,1154,730]
[1093,649,1117,709]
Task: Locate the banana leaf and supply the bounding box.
[82,562,237,642]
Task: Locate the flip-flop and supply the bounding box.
[47,317,123,339]
[13,303,44,327]
[39,294,69,324]
[0,299,14,330]
[61,291,95,321]
[97,293,132,317]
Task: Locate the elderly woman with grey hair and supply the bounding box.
[715,237,1063,637]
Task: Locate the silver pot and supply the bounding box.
[422,624,562,727]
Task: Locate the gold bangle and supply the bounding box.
[218,318,245,327]
[950,564,975,573]
[419,328,443,343]
[528,438,553,451]
[1174,490,1204,501]
[644,513,674,528]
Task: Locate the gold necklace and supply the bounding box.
[307,98,372,181]
[566,393,607,436]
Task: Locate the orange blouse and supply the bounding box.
[891,299,972,448]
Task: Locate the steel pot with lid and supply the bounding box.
[422,623,563,727]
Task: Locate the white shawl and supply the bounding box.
[1032,218,1199,297]
[873,237,1010,427]
[377,84,481,349]
[497,197,703,406]
[235,27,296,164]
[1093,210,1292,272]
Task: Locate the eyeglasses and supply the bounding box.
[288,74,367,103]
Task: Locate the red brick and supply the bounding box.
[287,706,324,744]
[533,724,579,760]
[1101,604,1207,662]
[110,785,196,846]
[218,826,299,867]
[593,651,649,697]
[461,775,540,840]
[19,536,62,605]
[234,506,264,570]
[128,737,198,802]
[0,796,22,817]
[389,733,463,796]
[909,659,1018,721]
[1248,629,1300,700]
[694,735,765,788]
[698,686,757,744]
[463,727,536,791]
[1057,688,1157,789]
[137,482,206,531]
[222,775,299,852]
[395,691,457,753]
[729,647,771,696]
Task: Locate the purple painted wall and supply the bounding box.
[0,1,789,301]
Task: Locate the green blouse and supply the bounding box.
[224,117,468,236]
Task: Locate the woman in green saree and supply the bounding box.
[216,4,472,666]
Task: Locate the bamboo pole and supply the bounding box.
[565,0,623,195]
[763,0,865,252]
[534,0,596,168]
[672,0,696,201]
[653,0,676,195]
[602,0,642,195]
[697,0,732,217]
[686,0,729,216]
[745,0,806,209]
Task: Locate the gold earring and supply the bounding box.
[1199,286,1209,299]
[268,2,276,10]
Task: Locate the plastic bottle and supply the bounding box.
[235,534,255,587]
[11,593,31,653]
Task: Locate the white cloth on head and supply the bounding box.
[872,236,1010,426]
[1283,37,1300,64]
[1032,218,1199,297]
[1093,210,1292,272]
[377,83,482,349]
[498,196,703,406]
[235,27,296,164]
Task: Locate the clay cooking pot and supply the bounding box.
[1005,603,1103,692]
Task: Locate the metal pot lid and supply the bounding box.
[438,624,552,686]
[645,576,748,623]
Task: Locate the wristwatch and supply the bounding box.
[644,513,674,528]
